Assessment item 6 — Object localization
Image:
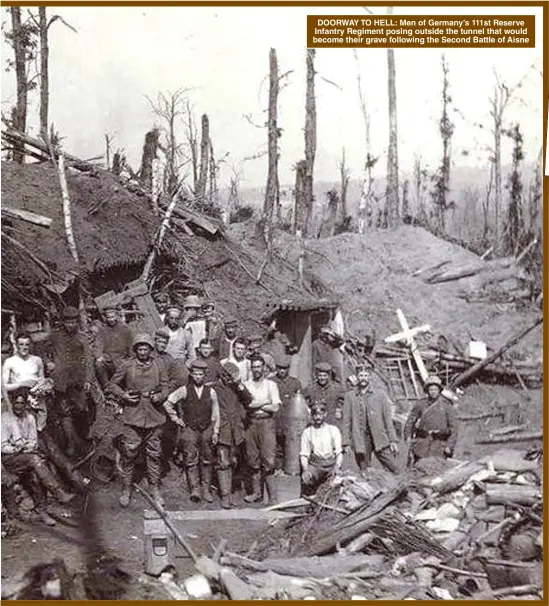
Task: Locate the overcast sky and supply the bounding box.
[1,5,544,189]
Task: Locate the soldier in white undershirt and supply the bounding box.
[300,401,343,496]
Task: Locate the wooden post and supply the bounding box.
[304,49,316,236]
[196,114,210,205]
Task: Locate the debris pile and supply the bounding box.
[160,448,542,600]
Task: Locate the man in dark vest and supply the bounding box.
[108,333,169,508]
[164,359,220,503]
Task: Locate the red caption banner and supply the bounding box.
[306,15,535,48]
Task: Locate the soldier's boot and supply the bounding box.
[264,473,278,506]
[117,451,134,508]
[34,459,75,504]
[243,471,263,503]
[186,466,201,503]
[217,468,233,509]
[201,465,214,503]
[146,454,164,508]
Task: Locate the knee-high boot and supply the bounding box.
[217,468,233,509]
[186,465,201,502]
[243,471,262,503]
[33,458,75,504]
[264,473,278,506]
[201,465,213,503]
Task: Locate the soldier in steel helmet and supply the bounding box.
[108,333,169,508]
[404,375,458,465]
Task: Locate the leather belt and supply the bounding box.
[416,429,450,440]
[250,411,273,420]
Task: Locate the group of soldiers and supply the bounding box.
[1,294,458,524]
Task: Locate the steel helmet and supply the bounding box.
[132,333,154,350]
[424,375,443,391]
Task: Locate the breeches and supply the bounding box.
[245,417,276,474]
[179,425,213,468]
[117,424,163,484]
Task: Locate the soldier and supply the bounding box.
[152,328,189,390]
[404,375,458,464]
[202,300,222,342]
[271,357,302,470]
[312,326,343,383]
[213,319,239,359]
[243,355,281,505]
[164,307,192,362]
[300,402,343,496]
[341,365,400,473]
[190,339,223,385]
[163,359,220,503]
[2,388,75,525]
[220,337,250,382]
[247,333,276,374]
[44,307,94,458]
[93,305,133,387]
[108,333,169,508]
[215,362,249,508]
[304,362,345,429]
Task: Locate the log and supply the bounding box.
[1,206,52,227]
[476,431,543,444]
[452,317,543,388]
[220,552,385,578]
[428,461,485,495]
[485,484,542,507]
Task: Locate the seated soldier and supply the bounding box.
[300,402,343,496]
[1,388,75,525]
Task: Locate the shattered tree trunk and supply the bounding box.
[38,7,49,142]
[293,159,308,235]
[259,48,279,247]
[340,148,350,221]
[196,114,210,206]
[208,137,217,206]
[138,128,159,191]
[10,7,27,163]
[303,49,317,236]
[385,7,399,227]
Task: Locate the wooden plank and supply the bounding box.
[396,358,409,398]
[1,206,52,227]
[407,357,420,397]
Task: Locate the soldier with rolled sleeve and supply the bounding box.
[108,333,169,509]
[242,355,281,505]
[404,375,458,465]
[163,359,220,504]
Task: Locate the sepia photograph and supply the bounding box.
[0,1,545,600]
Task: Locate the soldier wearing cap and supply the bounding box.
[189,338,223,385]
[271,357,302,469]
[93,304,133,387]
[312,326,343,383]
[44,306,94,458]
[215,361,249,508]
[164,306,193,362]
[108,333,169,508]
[164,359,220,504]
[304,362,345,429]
[247,333,276,374]
[183,295,208,363]
[152,328,188,390]
[242,355,282,505]
[404,375,458,464]
[213,318,239,360]
[342,364,400,473]
[220,337,251,382]
[300,402,343,496]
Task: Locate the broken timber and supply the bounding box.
[1,206,52,228]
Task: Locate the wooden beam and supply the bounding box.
[451,317,543,388]
[1,206,52,227]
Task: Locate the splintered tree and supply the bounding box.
[431,54,454,233]
[385,6,399,227]
[503,123,524,255]
[138,128,160,191]
[195,114,210,205]
[185,101,199,192]
[339,148,350,222]
[5,7,37,162]
[259,48,280,248]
